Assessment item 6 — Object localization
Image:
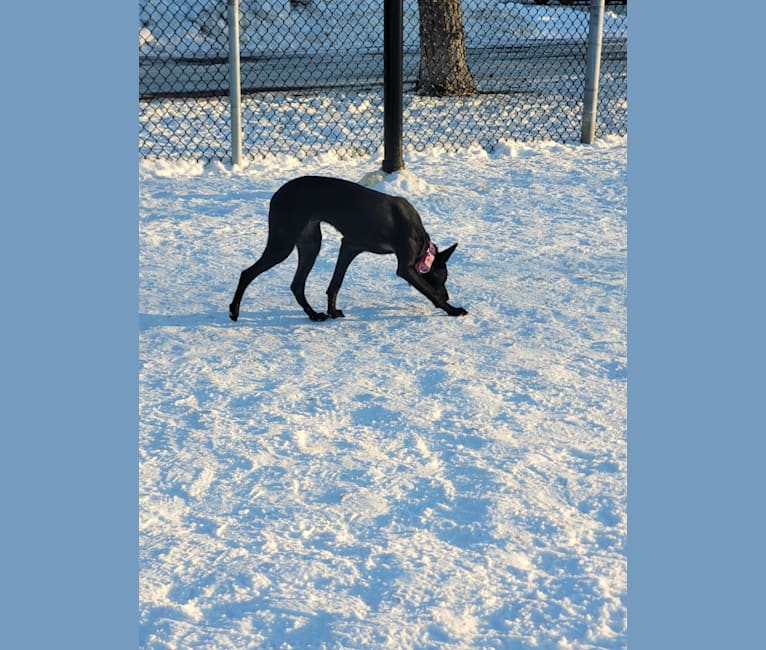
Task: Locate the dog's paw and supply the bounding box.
[447,306,468,317]
[308,311,329,322]
[329,309,345,319]
[229,303,239,321]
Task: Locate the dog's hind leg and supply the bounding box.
[229,233,295,321]
[326,239,363,318]
[291,221,327,321]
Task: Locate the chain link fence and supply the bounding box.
[139,0,626,161]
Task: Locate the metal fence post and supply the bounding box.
[382,0,404,173]
[228,0,243,166]
[581,0,605,144]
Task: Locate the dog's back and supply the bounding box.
[269,176,425,254]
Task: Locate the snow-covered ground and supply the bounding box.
[139,85,627,160]
[139,134,627,648]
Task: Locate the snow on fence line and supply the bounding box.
[139,0,627,161]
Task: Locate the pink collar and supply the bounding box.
[415,240,436,274]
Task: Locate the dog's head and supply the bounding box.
[422,242,458,303]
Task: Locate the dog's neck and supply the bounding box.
[415,239,436,274]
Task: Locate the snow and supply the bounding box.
[139,1,627,159]
[140,135,627,649]
[139,1,627,646]
[140,85,629,160]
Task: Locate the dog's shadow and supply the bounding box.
[139,305,435,332]
[139,310,309,332]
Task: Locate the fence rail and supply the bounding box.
[139,0,627,162]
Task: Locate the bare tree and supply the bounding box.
[417,0,476,96]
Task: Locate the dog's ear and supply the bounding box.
[437,242,458,263]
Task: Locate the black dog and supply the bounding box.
[229,176,467,321]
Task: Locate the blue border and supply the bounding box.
[3,3,137,648]
[629,2,764,648]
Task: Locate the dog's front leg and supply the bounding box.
[326,241,363,318]
[397,266,468,317]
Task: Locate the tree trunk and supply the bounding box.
[417,0,476,96]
